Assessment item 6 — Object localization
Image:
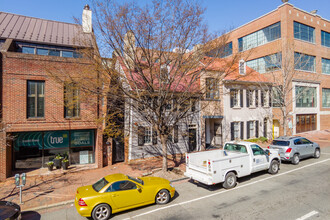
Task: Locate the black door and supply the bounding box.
[188,128,197,152]
[112,137,125,163]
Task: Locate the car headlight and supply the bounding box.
[170,182,174,188]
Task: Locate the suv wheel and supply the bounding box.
[292,154,300,165]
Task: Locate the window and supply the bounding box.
[295,86,317,108]
[250,144,265,156]
[138,126,157,146]
[206,42,233,58]
[62,51,74,58]
[247,121,259,139]
[230,89,243,108]
[64,83,80,118]
[144,127,152,144]
[239,60,246,75]
[224,143,247,153]
[261,90,270,107]
[230,122,244,140]
[205,78,219,99]
[272,86,283,107]
[322,88,330,108]
[107,181,137,192]
[27,81,45,118]
[246,53,282,74]
[168,125,179,143]
[294,52,315,72]
[294,21,315,43]
[92,178,109,192]
[238,22,281,52]
[321,30,330,47]
[246,90,257,107]
[22,46,35,54]
[322,58,330,74]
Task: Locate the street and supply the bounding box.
[23,148,330,220]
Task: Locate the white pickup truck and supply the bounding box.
[184,141,280,189]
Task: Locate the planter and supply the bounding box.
[54,159,62,169]
[47,165,54,171]
[62,161,69,170]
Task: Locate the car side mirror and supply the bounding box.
[137,185,142,192]
[265,149,270,156]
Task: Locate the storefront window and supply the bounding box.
[13,129,95,170]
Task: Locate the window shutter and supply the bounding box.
[247,121,250,139]
[255,90,258,107]
[230,89,234,108]
[230,122,234,141]
[255,121,259,138]
[152,130,158,145]
[246,91,250,107]
[261,91,264,107]
[240,122,244,140]
[174,125,179,143]
[269,89,272,107]
[240,90,243,107]
[138,126,145,146]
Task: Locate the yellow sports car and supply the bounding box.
[74,173,176,220]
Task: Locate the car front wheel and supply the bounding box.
[268,160,279,174]
[314,148,320,159]
[156,189,170,204]
[92,204,111,220]
[292,154,300,165]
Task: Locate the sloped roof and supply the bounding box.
[0,12,93,47]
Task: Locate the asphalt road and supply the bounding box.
[22,148,330,220]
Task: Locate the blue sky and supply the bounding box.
[1,0,329,34]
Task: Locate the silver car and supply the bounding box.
[269,136,320,165]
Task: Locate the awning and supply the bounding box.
[203,115,224,119]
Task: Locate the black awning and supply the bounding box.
[203,115,224,119]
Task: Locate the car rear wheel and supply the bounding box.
[222,172,236,189]
[268,160,279,174]
[292,154,300,165]
[156,189,170,205]
[314,148,320,159]
[92,204,111,220]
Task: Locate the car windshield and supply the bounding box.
[272,140,290,146]
[92,178,109,192]
[224,144,247,153]
[128,175,144,185]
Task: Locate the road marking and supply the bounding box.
[296,210,319,220]
[123,158,330,219]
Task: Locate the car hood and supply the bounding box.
[139,176,170,186]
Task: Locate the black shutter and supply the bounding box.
[174,125,179,143]
[138,126,145,146]
[230,89,234,108]
[240,90,243,107]
[255,121,259,138]
[261,91,264,107]
[247,121,250,139]
[269,89,272,107]
[230,122,234,141]
[246,90,250,107]
[240,122,244,140]
[255,90,258,107]
[152,130,158,145]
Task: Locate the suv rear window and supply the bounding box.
[272,140,290,146]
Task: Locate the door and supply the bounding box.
[213,122,222,146]
[301,138,315,156]
[296,114,317,133]
[105,180,145,209]
[251,144,268,172]
[112,137,125,163]
[293,138,307,157]
[188,127,197,152]
[273,120,280,138]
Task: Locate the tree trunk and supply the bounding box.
[160,134,168,172]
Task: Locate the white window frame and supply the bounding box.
[144,127,152,144]
[239,60,246,75]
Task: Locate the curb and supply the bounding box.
[170,177,189,183]
[22,199,74,212]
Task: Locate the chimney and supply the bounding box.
[82,4,92,33]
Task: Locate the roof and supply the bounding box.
[202,57,271,84]
[0,11,93,47]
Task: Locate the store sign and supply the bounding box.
[44,131,69,149]
[71,130,94,147]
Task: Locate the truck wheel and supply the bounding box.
[222,172,236,189]
[268,160,279,174]
[314,148,320,159]
[292,154,300,165]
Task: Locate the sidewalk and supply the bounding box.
[0,129,329,212]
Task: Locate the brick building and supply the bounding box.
[209,2,330,137]
[0,6,104,181]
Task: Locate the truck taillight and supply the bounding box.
[286,148,292,153]
[186,155,189,164]
[78,198,87,206]
[208,160,211,172]
[267,146,270,149]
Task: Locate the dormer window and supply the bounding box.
[239,60,246,75]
